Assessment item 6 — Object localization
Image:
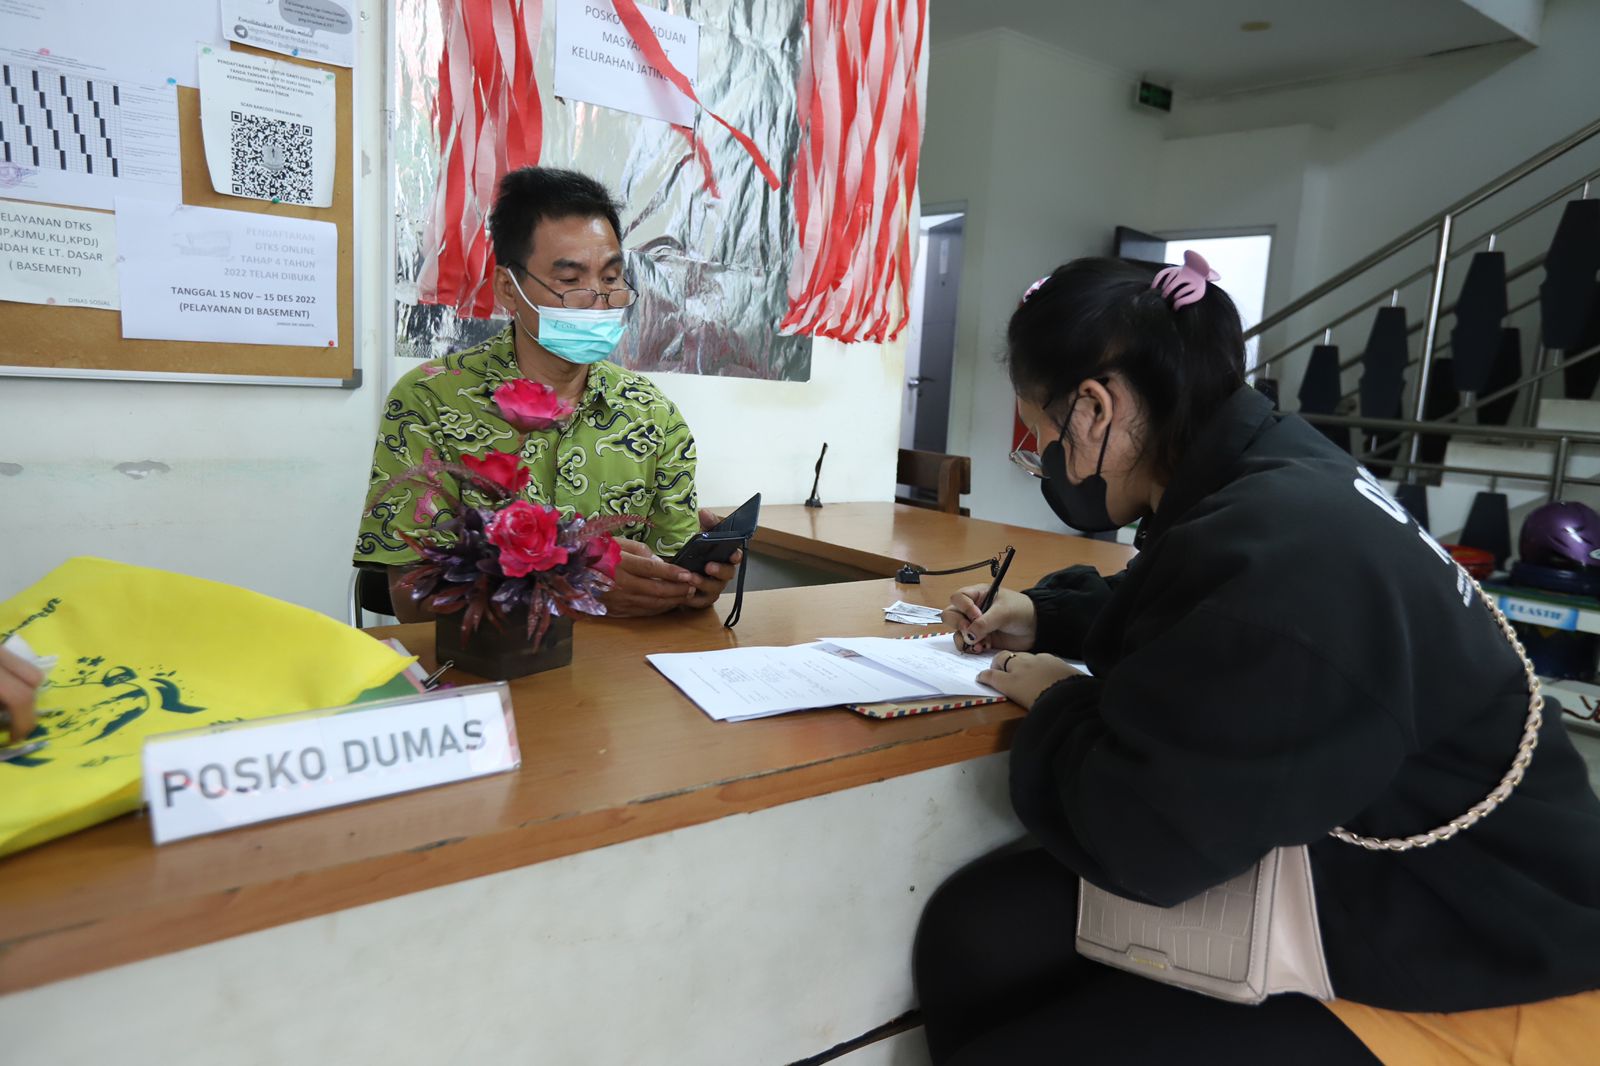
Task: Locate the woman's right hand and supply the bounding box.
[0,647,43,743]
[945,586,1037,654]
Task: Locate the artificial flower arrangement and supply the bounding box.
[365,379,628,668]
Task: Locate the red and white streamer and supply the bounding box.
[783,0,928,343]
[417,0,545,319]
[610,0,782,193]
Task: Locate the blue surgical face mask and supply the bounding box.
[507,271,629,365]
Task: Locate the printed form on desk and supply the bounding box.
[648,634,1007,722]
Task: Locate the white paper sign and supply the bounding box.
[219,0,356,68]
[115,197,339,348]
[197,44,336,207]
[0,0,223,87]
[553,0,699,126]
[0,50,182,211]
[142,684,520,844]
[0,202,119,309]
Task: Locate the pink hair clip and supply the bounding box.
[1022,275,1051,302]
[1152,250,1221,310]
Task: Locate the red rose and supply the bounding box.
[585,534,622,580]
[493,379,575,431]
[488,501,570,577]
[461,450,531,494]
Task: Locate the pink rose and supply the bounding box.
[585,534,622,580]
[461,450,531,494]
[488,501,570,577]
[493,379,575,431]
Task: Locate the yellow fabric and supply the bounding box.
[1326,990,1600,1065]
[0,557,411,857]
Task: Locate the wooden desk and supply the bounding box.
[753,503,1127,586]
[1,507,1130,1064]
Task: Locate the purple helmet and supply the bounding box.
[1519,501,1600,571]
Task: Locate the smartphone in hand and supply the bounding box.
[670,493,761,575]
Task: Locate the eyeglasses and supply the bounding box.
[1010,445,1045,479]
[518,268,637,309]
[1010,428,1045,479]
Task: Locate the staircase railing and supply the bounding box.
[1244,116,1600,476]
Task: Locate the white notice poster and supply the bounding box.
[0,0,222,87]
[553,0,699,126]
[219,0,356,69]
[0,50,182,211]
[197,44,336,207]
[115,197,338,348]
[0,202,118,309]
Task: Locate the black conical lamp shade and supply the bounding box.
[1417,357,1457,467]
[1478,328,1523,427]
[1253,377,1281,410]
[1394,482,1430,532]
[1562,281,1600,401]
[1358,306,1410,418]
[1460,491,1512,569]
[1298,344,1351,453]
[1360,307,1409,479]
[1540,199,1600,350]
[1451,251,1508,393]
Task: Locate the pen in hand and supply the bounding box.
[962,546,1016,649]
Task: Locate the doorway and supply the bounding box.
[901,210,965,455]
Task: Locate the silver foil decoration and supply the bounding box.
[392,0,812,379]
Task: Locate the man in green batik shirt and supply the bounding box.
[355,168,738,619]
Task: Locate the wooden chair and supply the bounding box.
[895,448,972,515]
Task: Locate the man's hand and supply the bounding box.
[684,508,741,609]
[607,538,697,617]
[0,647,43,743]
[977,651,1080,710]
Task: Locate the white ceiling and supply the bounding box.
[929,0,1534,98]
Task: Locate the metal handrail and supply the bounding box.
[1244,115,1600,343]
[1253,186,1582,376]
[1299,411,1600,501]
[1335,290,1544,404]
[1335,339,1600,467]
[1298,412,1600,447]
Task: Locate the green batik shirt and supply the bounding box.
[354,326,699,567]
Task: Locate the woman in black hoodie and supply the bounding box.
[913,256,1600,1064]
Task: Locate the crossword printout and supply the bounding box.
[0,52,180,210]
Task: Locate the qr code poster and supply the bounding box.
[229,111,315,203]
[196,45,335,208]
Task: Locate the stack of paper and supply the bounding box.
[883,600,945,626]
[648,634,1001,722]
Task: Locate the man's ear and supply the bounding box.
[493,265,522,316]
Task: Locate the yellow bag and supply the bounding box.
[0,557,412,857]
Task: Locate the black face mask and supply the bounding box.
[1040,417,1118,533]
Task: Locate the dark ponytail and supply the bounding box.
[1007,257,1246,479]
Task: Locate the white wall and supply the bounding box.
[0,0,905,618]
[922,30,1164,532]
[655,338,904,511]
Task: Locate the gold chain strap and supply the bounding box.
[1328,578,1544,852]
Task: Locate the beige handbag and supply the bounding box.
[1074,581,1546,1004]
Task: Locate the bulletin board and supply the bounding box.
[0,43,357,387]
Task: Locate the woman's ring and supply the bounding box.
[997,652,1013,672]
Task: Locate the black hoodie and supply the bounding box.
[1011,386,1600,1011]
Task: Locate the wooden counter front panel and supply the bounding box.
[0,514,1131,992]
